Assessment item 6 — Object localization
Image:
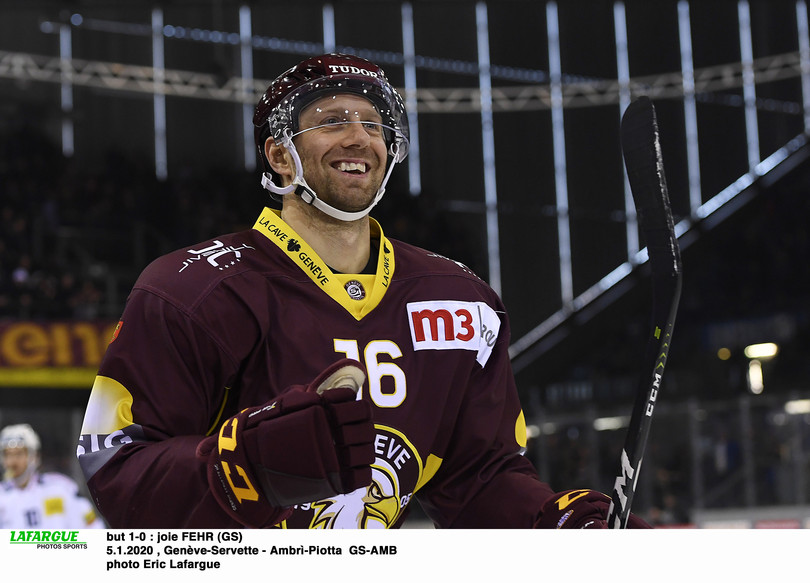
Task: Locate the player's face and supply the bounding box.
[2,447,29,479]
[293,94,388,214]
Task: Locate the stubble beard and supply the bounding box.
[304,163,384,215]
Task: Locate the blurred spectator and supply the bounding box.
[0,423,105,529]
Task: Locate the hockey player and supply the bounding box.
[76,53,648,529]
[1,423,104,528]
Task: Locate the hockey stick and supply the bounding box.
[607,96,683,529]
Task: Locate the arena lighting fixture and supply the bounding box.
[593,416,630,432]
[785,399,810,415]
[744,342,779,359]
[717,347,732,360]
[747,359,764,394]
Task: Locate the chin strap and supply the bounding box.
[261,133,402,223]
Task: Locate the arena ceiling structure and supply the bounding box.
[1,0,808,416]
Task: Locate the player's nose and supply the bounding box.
[338,122,373,147]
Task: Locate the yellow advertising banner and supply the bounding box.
[0,321,118,388]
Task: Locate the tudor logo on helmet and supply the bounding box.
[326,64,379,78]
[253,53,410,222]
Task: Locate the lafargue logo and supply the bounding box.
[9,530,87,549]
[327,64,379,78]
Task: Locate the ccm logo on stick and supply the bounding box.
[406,300,501,366]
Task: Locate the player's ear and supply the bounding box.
[266,139,294,185]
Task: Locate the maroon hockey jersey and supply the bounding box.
[77,207,555,528]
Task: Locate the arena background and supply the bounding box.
[1,0,809,528]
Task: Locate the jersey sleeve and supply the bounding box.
[414,297,555,528]
[76,286,247,528]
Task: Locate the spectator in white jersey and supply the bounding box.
[0,423,105,529]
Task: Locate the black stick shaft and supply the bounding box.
[607,96,683,529]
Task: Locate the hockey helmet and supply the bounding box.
[1,423,41,484]
[0,423,40,453]
[253,53,410,221]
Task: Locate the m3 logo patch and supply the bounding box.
[406,300,501,366]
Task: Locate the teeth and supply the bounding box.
[337,161,366,173]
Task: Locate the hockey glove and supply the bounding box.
[196,359,375,528]
[535,489,652,529]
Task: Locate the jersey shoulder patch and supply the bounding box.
[140,231,259,281]
[406,299,501,366]
[133,229,265,309]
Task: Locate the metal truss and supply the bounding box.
[0,49,803,112]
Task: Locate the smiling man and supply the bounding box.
[76,53,648,530]
[266,92,392,275]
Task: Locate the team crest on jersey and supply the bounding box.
[344,280,366,300]
[283,426,421,529]
[406,300,501,366]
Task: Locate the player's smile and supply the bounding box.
[329,158,373,183]
[333,160,367,174]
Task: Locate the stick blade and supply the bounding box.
[621,96,682,279]
[621,96,677,236]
